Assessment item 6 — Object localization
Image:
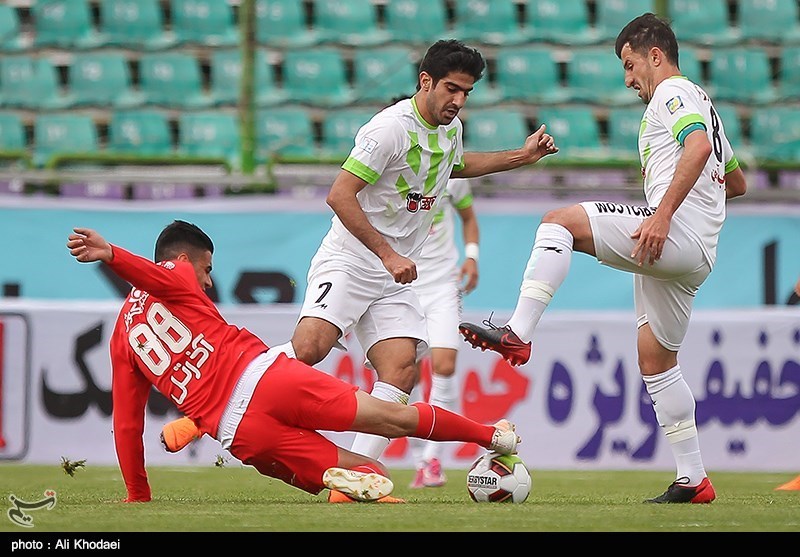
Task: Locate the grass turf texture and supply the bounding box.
[0,464,798,532]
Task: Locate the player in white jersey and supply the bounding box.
[409,178,479,488]
[289,39,558,502]
[460,13,747,504]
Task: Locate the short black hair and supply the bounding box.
[154,220,214,262]
[417,39,485,91]
[615,12,679,67]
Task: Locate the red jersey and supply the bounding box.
[107,246,267,500]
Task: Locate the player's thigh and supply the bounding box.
[355,282,429,360]
[417,280,462,350]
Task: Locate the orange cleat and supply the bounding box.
[327,490,406,503]
[160,416,202,453]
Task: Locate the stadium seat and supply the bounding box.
[281,48,355,108]
[107,109,174,156]
[98,0,177,50]
[178,111,241,169]
[606,106,643,157]
[170,0,239,47]
[451,0,528,46]
[713,103,744,151]
[384,0,449,45]
[0,5,27,52]
[256,107,317,162]
[0,56,73,110]
[749,106,800,162]
[255,0,320,49]
[463,108,529,152]
[352,46,417,105]
[679,46,703,84]
[68,52,144,108]
[566,48,637,106]
[210,49,287,107]
[522,0,600,45]
[778,46,800,100]
[314,0,391,47]
[667,0,740,47]
[32,0,104,49]
[535,107,605,159]
[738,0,800,45]
[465,77,503,108]
[595,0,655,42]
[0,112,26,151]
[708,47,777,104]
[33,113,98,168]
[139,52,213,109]
[494,46,571,104]
[320,108,375,160]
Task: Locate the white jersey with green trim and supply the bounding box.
[639,76,740,267]
[414,178,473,289]
[319,98,465,267]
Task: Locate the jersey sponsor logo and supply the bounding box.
[158,261,176,270]
[711,168,725,185]
[593,202,655,217]
[406,192,436,213]
[358,136,378,154]
[666,95,684,114]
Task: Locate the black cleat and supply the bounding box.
[459,318,531,366]
[645,476,716,504]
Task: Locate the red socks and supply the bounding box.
[411,402,494,447]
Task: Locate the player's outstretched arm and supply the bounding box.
[67,228,114,264]
[455,124,559,179]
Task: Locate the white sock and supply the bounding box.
[506,223,573,342]
[350,381,409,459]
[422,374,457,462]
[643,365,707,486]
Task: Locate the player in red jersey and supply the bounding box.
[66,221,520,503]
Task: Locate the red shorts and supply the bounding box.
[229,354,359,495]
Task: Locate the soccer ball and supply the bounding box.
[466,452,531,503]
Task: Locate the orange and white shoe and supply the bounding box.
[489,419,521,455]
[327,490,406,504]
[160,416,202,453]
[322,467,395,502]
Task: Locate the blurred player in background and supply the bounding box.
[67,221,520,503]
[460,13,747,504]
[286,38,557,502]
[409,177,479,488]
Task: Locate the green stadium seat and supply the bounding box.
[738,0,800,45]
[314,0,391,47]
[778,46,800,100]
[320,108,375,160]
[32,0,104,49]
[352,46,417,105]
[713,103,743,150]
[68,52,144,108]
[595,0,655,42]
[170,0,239,47]
[107,109,173,156]
[535,107,604,159]
[668,0,740,47]
[522,0,600,45]
[708,47,777,104]
[494,46,571,104]
[566,48,637,106]
[33,113,97,168]
[98,0,177,50]
[606,106,643,157]
[679,46,703,84]
[139,52,213,109]
[256,107,317,162]
[0,112,26,151]
[464,77,503,108]
[749,106,800,162]
[0,56,73,110]
[451,0,528,46]
[463,108,529,152]
[282,48,355,108]
[255,0,320,49]
[384,0,449,45]
[178,111,241,169]
[0,5,27,52]
[210,49,287,107]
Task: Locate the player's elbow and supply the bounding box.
[725,167,747,199]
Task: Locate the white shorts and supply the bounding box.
[299,252,429,359]
[581,201,712,351]
[415,277,463,350]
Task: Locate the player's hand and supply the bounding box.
[382,252,417,284]
[630,214,670,266]
[522,124,559,164]
[460,258,478,294]
[67,228,113,264]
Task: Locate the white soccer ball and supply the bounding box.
[466,452,531,503]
